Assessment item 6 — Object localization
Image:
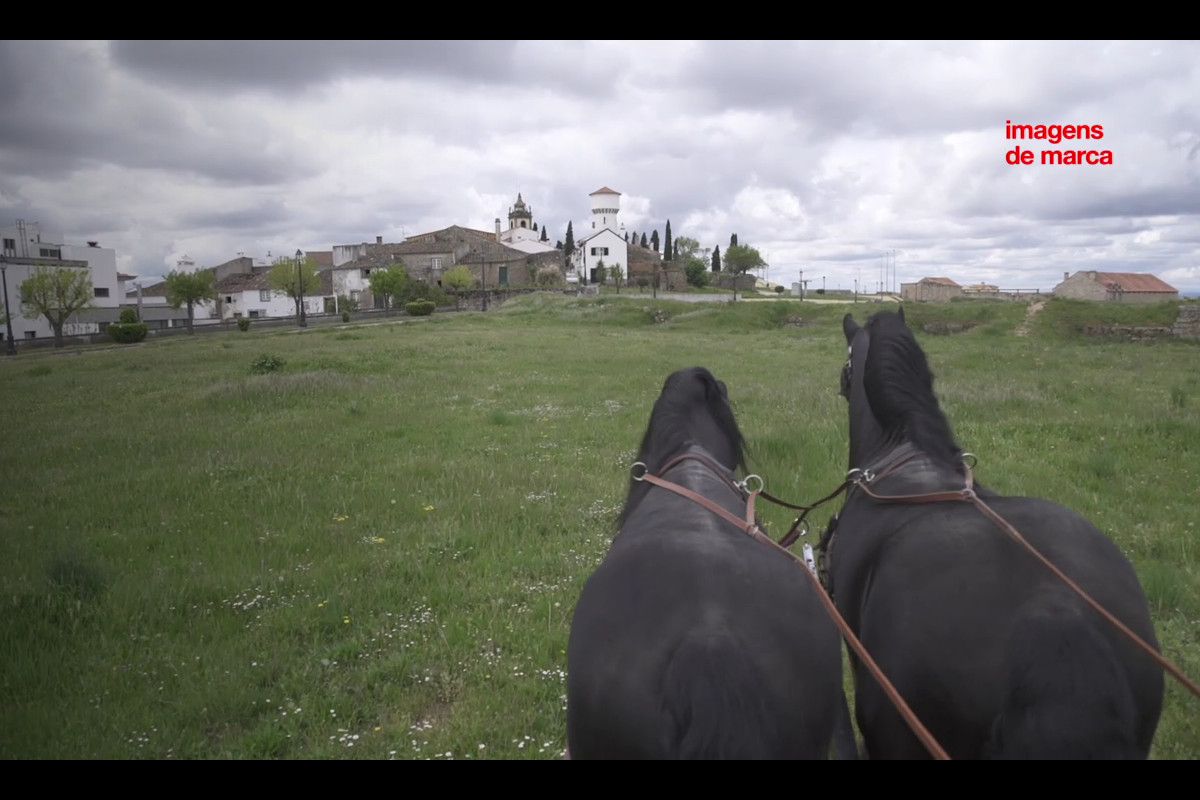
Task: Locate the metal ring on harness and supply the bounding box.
[846,467,874,484]
[739,474,764,494]
[630,462,647,481]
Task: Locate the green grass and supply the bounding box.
[1035,296,1183,338]
[1,297,1198,759]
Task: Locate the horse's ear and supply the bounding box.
[897,305,906,324]
[843,314,860,344]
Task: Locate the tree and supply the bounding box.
[442,264,472,310]
[540,226,549,242]
[724,244,766,277]
[684,257,710,288]
[268,254,322,325]
[674,236,700,262]
[366,263,409,313]
[555,240,563,250]
[640,232,648,248]
[610,263,624,294]
[19,266,94,348]
[664,220,673,261]
[651,229,660,252]
[564,221,575,266]
[712,245,721,272]
[532,222,538,232]
[624,232,629,242]
[165,268,217,334]
[593,258,607,286]
[723,243,767,302]
[730,233,739,248]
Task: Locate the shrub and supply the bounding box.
[237,317,250,332]
[119,308,139,324]
[107,322,148,343]
[341,310,351,323]
[536,268,564,287]
[250,354,285,374]
[774,286,785,295]
[406,300,436,317]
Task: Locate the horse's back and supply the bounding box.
[568,517,842,759]
[842,493,1162,759]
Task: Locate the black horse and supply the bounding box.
[827,308,1163,759]
[567,366,852,759]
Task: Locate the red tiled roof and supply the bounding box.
[919,277,960,286]
[590,186,621,195]
[1090,271,1177,293]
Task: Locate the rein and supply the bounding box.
[843,450,1200,703]
[630,454,952,761]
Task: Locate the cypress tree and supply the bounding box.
[640,232,648,248]
[664,220,672,261]
[730,233,738,248]
[712,245,721,272]
[651,230,660,252]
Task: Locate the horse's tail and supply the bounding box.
[986,605,1143,760]
[661,632,805,759]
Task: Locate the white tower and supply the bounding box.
[589,186,621,232]
[177,254,196,271]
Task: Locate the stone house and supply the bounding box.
[900,277,964,302]
[1052,270,1179,303]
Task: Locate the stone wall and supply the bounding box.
[1173,304,1200,340]
[1081,304,1200,341]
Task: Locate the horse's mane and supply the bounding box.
[616,367,746,530]
[863,311,963,469]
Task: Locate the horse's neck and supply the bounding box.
[849,428,907,474]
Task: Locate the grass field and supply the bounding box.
[1,294,1197,759]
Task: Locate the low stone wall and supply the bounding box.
[1081,304,1200,342]
[1173,304,1200,340]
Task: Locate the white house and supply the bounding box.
[130,253,330,324]
[567,187,628,284]
[1,220,122,343]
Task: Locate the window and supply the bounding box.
[93,287,109,298]
[225,296,234,304]
[590,247,609,257]
[39,247,61,258]
[362,269,371,278]
[499,266,508,286]
[26,330,36,339]
[2,238,13,253]
[260,289,271,302]
[249,310,263,318]
[431,257,442,270]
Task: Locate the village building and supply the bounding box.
[900,277,964,303]
[569,187,629,285]
[1052,270,1179,303]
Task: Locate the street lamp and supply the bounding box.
[295,249,307,328]
[1,255,16,355]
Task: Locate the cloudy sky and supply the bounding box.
[2,40,1198,293]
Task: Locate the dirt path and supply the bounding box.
[1015,300,1045,337]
